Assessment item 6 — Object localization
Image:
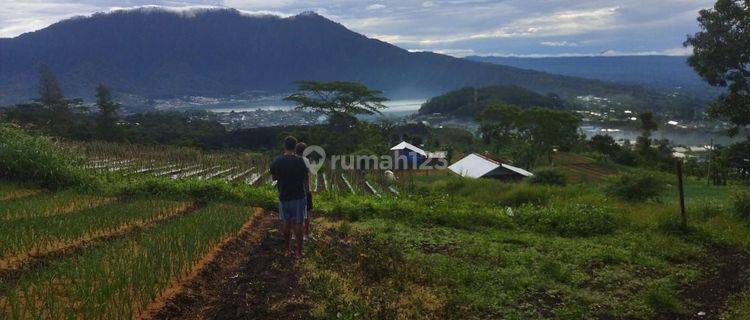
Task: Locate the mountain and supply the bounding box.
[0,7,700,115]
[466,55,722,100]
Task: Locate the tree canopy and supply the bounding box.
[685,0,750,136]
[95,84,121,141]
[283,81,388,117]
[478,105,581,165]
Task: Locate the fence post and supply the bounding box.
[676,160,687,229]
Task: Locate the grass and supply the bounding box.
[0,203,253,319]
[0,125,94,190]
[302,174,750,319]
[302,219,702,319]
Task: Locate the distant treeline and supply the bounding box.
[418,85,566,117]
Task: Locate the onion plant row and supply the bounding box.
[0,198,190,261]
[0,191,115,221]
[0,182,41,201]
[0,203,253,320]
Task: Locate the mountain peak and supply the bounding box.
[0,7,692,114]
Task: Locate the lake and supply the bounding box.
[205,99,425,114]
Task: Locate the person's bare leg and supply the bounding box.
[294,222,304,258]
[284,221,292,255]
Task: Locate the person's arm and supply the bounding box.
[300,158,309,189]
[303,158,313,191]
[270,159,278,181]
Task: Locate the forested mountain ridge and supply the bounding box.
[467,55,721,100]
[0,7,698,115]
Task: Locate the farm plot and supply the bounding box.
[313,167,399,197]
[0,191,116,221]
[0,203,255,320]
[0,199,191,270]
[68,141,268,184]
[0,182,42,201]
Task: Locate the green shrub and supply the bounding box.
[605,172,668,202]
[319,194,514,230]
[528,168,567,186]
[0,125,94,189]
[733,190,750,218]
[514,204,617,236]
[696,200,727,219]
[496,186,550,207]
[122,178,277,209]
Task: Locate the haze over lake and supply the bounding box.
[206,99,426,114]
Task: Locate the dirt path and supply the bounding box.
[682,244,750,319]
[150,210,311,320]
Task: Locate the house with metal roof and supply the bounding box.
[390,141,447,170]
[448,153,533,181]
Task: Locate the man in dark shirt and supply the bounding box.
[270,136,309,258]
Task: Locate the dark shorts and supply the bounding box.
[306,191,313,211]
[279,197,307,224]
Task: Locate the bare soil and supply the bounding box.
[150,210,312,320]
[682,244,750,319]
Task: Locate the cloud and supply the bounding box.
[366,4,386,10]
[541,41,579,47]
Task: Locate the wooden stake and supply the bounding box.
[676,160,687,229]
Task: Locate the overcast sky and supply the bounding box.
[0,0,714,57]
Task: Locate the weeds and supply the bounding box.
[0,125,94,189]
[606,171,669,202]
[514,204,617,237]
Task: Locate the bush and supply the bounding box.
[605,172,668,202]
[319,194,514,230]
[733,190,750,218]
[514,204,617,237]
[0,125,94,189]
[496,186,550,207]
[122,178,277,208]
[528,168,567,186]
[421,177,552,207]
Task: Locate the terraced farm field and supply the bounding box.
[0,181,266,320]
[67,141,402,196]
[553,153,618,182]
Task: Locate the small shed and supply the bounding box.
[448,153,533,181]
[390,141,427,168]
[390,141,448,169]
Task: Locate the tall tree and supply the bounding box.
[284,81,388,118]
[636,111,659,158]
[95,84,121,141]
[38,65,64,107]
[477,104,520,150]
[517,108,581,164]
[685,0,750,137]
[37,65,71,135]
